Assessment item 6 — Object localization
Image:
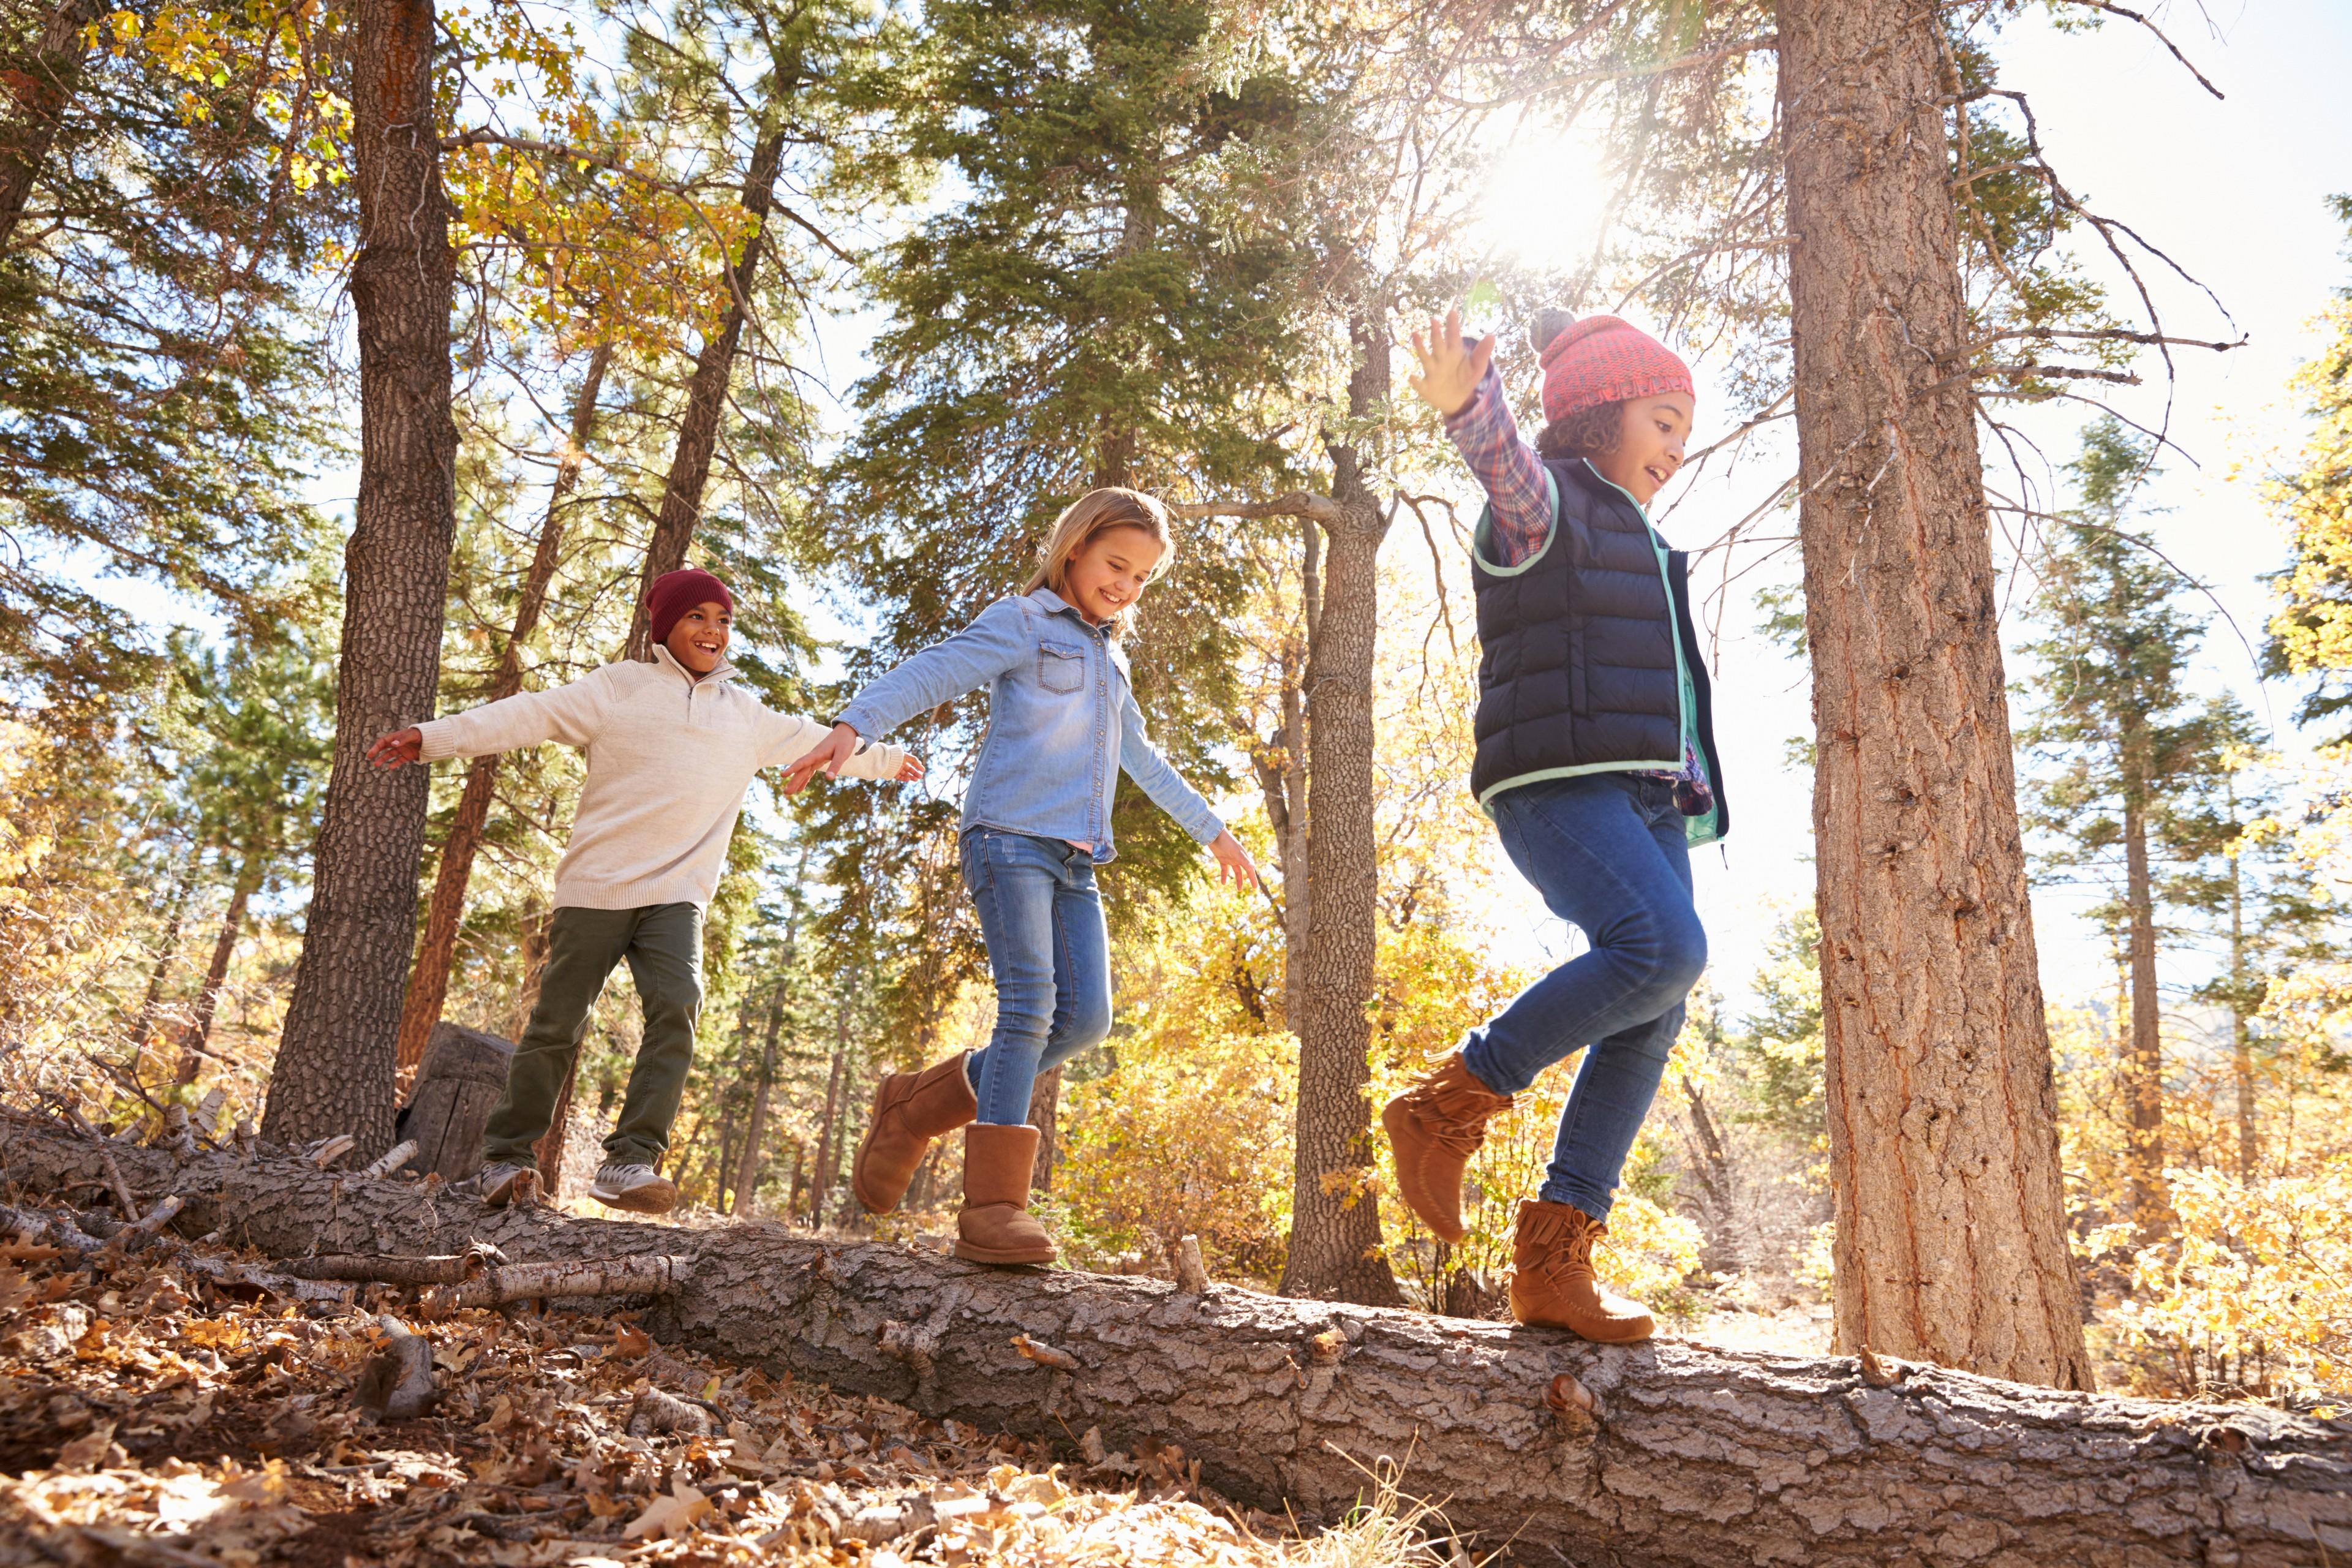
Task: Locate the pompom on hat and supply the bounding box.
[1531,308,1694,427]
[646,567,735,647]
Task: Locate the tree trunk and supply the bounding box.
[510,895,552,1042]
[734,1079,772,1216]
[130,865,193,1055]
[2122,791,2169,1232]
[1026,1066,1061,1191]
[0,0,105,249]
[812,1047,846,1223]
[24,1116,2348,1568]
[1278,318,1401,1308]
[733,994,783,1216]
[1245,578,1313,1019]
[621,131,788,662]
[263,0,456,1159]
[396,345,613,1082]
[2230,845,2257,1181]
[714,1110,739,1214]
[1775,0,2090,1387]
[176,848,265,1084]
[532,1057,579,1193]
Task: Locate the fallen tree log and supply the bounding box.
[1,1110,2345,1567]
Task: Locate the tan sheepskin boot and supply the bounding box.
[1381,1054,1514,1243]
[954,1123,1056,1266]
[1509,1197,1656,1343]
[852,1052,977,1215]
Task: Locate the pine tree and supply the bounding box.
[167,630,333,1081]
[0,0,337,694]
[2019,419,2250,1237]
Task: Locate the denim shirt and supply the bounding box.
[836,589,1224,864]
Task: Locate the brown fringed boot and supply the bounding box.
[853,1052,977,1215]
[1509,1198,1656,1343]
[954,1123,1056,1265]
[1380,1055,1514,1242]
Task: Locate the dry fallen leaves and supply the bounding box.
[0,1199,1458,1567]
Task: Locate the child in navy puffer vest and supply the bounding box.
[1382,306,1730,1344]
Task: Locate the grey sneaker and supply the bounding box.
[589,1162,676,1215]
[476,1161,539,1209]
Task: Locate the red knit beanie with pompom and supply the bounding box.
[646,567,735,646]
[1535,311,1694,426]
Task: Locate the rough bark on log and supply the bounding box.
[2,1112,2346,1567]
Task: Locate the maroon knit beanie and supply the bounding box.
[1536,311,1694,426]
[646,568,735,646]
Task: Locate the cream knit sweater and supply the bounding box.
[416,648,906,911]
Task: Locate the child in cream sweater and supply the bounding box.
[369,568,921,1213]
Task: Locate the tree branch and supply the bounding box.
[2048,0,2225,100]
[1169,491,1346,526]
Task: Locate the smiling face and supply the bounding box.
[1060,525,1167,625]
[663,600,733,676]
[1589,391,1695,506]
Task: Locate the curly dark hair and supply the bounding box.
[1536,399,1626,461]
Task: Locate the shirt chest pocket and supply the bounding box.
[1038,640,1087,695]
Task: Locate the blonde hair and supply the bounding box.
[1022,486,1175,637]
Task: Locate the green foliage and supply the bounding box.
[0,0,339,695]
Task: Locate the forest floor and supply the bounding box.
[0,1210,1461,1568]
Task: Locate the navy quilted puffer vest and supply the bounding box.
[1468,458,1730,842]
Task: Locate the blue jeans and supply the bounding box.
[961,828,1114,1125]
[1461,774,1707,1218]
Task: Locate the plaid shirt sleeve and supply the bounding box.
[1443,356,1553,567]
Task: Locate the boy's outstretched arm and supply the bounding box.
[763,712,918,785]
[370,669,617,771]
[368,728,424,769]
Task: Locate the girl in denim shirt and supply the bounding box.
[785,488,1258,1265]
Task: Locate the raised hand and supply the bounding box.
[367,727,423,769]
[1208,828,1261,891]
[781,722,862,795]
[1407,305,1496,420]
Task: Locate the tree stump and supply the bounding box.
[396,1022,513,1181]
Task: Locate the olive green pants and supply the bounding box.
[480,902,703,1170]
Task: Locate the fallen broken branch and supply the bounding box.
[356,1139,418,1182]
[283,1243,502,1286]
[0,1109,2345,1566]
[430,1254,686,1311]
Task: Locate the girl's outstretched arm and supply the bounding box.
[1409,306,1553,567]
[782,597,1030,790]
[1117,684,1256,887]
[760,710,916,783]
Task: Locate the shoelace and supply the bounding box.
[1404,1079,1510,1156]
[1528,1218,1603,1287]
